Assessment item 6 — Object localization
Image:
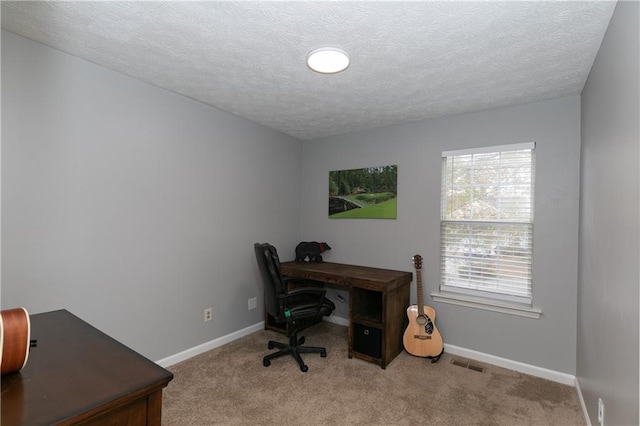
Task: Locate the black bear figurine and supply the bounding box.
[295,242,331,263]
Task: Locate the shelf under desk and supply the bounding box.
[279,261,412,369]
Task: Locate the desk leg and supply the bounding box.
[147,391,163,426]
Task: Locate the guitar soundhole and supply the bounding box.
[416,314,433,335]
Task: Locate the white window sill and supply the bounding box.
[430,292,542,319]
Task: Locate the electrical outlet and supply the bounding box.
[597,398,604,426]
[204,308,212,322]
[248,297,257,310]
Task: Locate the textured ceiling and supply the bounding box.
[1,1,617,140]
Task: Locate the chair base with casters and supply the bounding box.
[263,321,327,372]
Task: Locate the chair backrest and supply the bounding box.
[254,243,286,319]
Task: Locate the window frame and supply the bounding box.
[433,142,542,319]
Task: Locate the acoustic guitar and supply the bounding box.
[403,255,444,362]
[0,307,33,375]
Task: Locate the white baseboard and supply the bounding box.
[155,317,576,391]
[325,314,349,327]
[155,316,349,368]
[328,318,576,388]
[575,378,592,426]
[445,343,588,425]
[155,322,264,368]
[443,343,576,386]
[156,320,588,425]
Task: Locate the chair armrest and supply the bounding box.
[278,287,328,318]
[282,276,308,286]
[284,287,326,298]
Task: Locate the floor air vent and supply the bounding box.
[451,359,468,368]
[451,359,484,373]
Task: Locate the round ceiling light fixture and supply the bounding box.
[306,48,350,74]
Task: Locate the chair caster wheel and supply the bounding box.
[300,364,308,372]
[298,336,306,345]
[263,359,271,367]
[320,351,327,358]
[268,342,275,349]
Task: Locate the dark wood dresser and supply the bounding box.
[1,309,173,425]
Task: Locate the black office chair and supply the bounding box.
[254,243,335,372]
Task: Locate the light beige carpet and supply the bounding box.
[162,322,584,425]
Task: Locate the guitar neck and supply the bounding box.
[416,268,425,313]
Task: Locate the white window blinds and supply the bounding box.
[440,143,535,305]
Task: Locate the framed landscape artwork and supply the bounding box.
[329,165,398,219]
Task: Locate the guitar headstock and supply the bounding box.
[412,254,423,270]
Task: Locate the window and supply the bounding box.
[438,142,536,312]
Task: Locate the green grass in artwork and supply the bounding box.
[330,198,397,219]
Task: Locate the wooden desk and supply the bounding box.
[1,310,173,425]
[280,261,412,369]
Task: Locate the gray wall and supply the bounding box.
[1,31,303,361]
[4,8,637,407]
[578,1,639,425]
[302,96,581,374]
